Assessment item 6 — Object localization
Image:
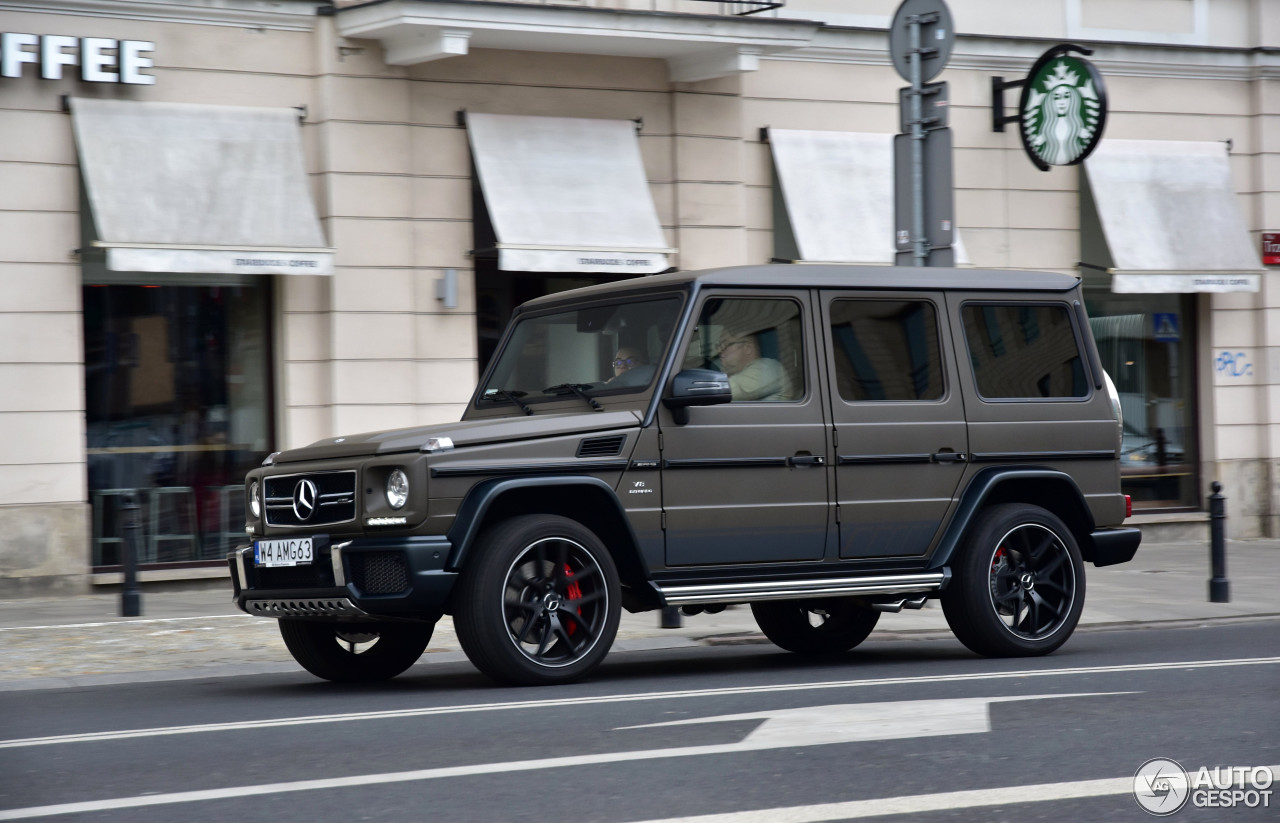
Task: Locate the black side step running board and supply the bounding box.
[655,571,949,606]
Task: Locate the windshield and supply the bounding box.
[479,295,683,409]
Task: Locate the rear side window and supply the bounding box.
[962,304,1088,399]
[829,299,944,402]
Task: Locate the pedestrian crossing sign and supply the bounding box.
[1153,312,1180,342]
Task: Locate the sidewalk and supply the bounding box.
[1,540,1276,690]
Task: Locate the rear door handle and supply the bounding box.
[789,454,825,467]
[932,451,967,463]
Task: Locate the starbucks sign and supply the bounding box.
[1017,47,1107,171]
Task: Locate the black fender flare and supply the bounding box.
[444,475,647,576]
[927,467,1098,570]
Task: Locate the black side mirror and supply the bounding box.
[663,368,732,424]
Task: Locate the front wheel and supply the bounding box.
[278,619,433,682]
[454,514,621,686]
[750,598,881,655]
[941,503,1085,657]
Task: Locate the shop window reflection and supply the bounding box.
[83,283,272,567]
[1086,293,1198,511]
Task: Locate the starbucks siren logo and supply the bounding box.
[1018,51,1107,170]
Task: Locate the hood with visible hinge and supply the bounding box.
[271,410,642,463]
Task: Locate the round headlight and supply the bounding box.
[386,469,409,510]
[249,480,261,518]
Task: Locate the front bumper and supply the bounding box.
[229,534,458,622]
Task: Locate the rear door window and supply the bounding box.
[829,299,944,402]
[962,304,1088,399]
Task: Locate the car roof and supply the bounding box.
[520,264,1081,309]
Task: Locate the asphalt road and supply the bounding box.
[1,620,1277,822]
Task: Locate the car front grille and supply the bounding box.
[350,551,410,595]
[264,471,357,527]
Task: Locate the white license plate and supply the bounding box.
[254,537,313,567]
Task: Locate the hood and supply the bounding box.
[271,410,642,463]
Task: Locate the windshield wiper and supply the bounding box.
[487,388,534,415]
[544,383,602,412]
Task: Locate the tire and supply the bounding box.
[941,503,1086,657]
[750,597,881,655]
[453,514,621,686]
[278,619,434,682]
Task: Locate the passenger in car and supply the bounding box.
[717,331,793,401]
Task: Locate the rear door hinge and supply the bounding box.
[661,511,667,530]
[834,504,841,524]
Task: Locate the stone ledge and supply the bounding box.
[91,566,230,586]
[1128,511,1208,525]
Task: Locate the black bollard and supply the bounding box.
[660,605,683,629]
[1208,481,1230,603]
[120,492,143,617]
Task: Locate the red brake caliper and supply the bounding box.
[565,564,582,635]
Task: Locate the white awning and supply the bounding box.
[1083,139,1262,293]
[70,98,332,276]
[767,128,969,266]
[465,113,673,274]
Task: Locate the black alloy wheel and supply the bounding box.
[278,619,434,682]
[750,597,881,655]
[942,503,1085,657]
[454,514,621,686]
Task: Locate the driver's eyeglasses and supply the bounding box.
[612,358,636,368]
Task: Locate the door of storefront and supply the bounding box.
[1084,289,1199,510]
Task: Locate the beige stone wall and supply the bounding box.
[2,0,1279,590]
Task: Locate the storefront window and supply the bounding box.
[83,283,272,567]
[475,263,640,373]
[1085,289,1199,510]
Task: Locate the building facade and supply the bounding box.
[1,0,1277,593]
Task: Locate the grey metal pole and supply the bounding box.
[909,15,926,266]
[120,492,143,617]
[1208,481,1229,603]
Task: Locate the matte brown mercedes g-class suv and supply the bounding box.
[230,265,1140,686]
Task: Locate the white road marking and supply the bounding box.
[0,694,1141,821]
[622,764,1280,823]
[620,693,1131,746]
[1,656,1275,750]
[0,615,252,632]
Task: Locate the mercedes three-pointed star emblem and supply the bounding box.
[292,479,318,521]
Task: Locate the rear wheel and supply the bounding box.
[941,503,1085,657]
[278,619,433,682]
[454,514,621,686]
[750,597,881,655]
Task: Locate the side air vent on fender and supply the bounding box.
[577,434,626,458]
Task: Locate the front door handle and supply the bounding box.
[789,454,825,467]
[932,451,968,464]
